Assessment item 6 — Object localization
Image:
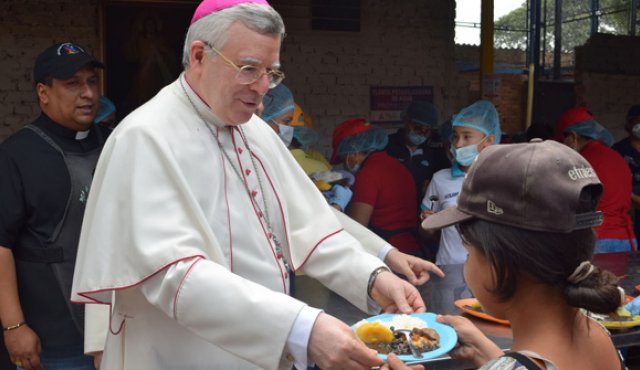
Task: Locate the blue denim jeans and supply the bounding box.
[594,238,637,253]
[18,345,94,370]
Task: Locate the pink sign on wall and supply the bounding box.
[370,86,434,124]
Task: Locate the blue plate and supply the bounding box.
[352,312,457,362]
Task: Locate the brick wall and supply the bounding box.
[575,34,640,141]
[2,0,461,150]
[457,72,527,137]
[10,2,640,147]
[455,45,577,138]
[0,0,100,140]
[5,2,640,148]
[276,0,462,156]
[493,74,528,135]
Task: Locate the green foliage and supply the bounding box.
[493,0,635,51]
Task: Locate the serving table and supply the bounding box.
[294,252,640,370]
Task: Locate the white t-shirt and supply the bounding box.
[422,168,466,265]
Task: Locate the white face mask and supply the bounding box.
[564,133,579,152]
[276,124,294,147]
[451,135,488,166]
[345,154,361,173]
[632,124,640,139]
[408,130,427,146]
[346,162,361,173]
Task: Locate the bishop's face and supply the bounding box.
[195,22,282,125]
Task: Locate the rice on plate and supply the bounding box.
[354,314,428,331]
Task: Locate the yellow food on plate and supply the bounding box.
[313,180,332,191]
[355,322,394,344]
[469,300,482,310]
[615,306,632,318]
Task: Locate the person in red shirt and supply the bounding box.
[332,118,421,256]
[556,106,637,252]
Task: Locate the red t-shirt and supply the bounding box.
[350,151,419,253]
[581,140,636,243]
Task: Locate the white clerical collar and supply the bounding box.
[75,130,90,140]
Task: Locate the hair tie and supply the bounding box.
[567,261,595,284]
[618,286,626,305]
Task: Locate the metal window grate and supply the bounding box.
[311,0,361,32]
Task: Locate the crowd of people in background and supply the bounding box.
[257,87,640,264]
[58,88,640,267]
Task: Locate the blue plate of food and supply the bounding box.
[352,312,457,362]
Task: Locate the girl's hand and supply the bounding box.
[437,315,503,367]
[380,353,424,370]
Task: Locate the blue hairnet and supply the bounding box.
[94,96,116,124]
[336,127,389,157]
[261,84,294,122]
[565,119,615,147]
[292,126,319,152]
[402,101,438,126]
[452,100,501,143]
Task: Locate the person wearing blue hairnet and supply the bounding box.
[262,89,443,284]
[94,96,117,128]
[260,85,344,198]
[421,100,501,265]
[260,84,334,175]
[332,118,423,257]
[386,101,450,215]
[260,83,295,147]
[558,106,636,253]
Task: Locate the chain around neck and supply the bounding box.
[178,78,290,271]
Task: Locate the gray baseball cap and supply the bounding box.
[422,139,603,233]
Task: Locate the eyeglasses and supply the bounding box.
[203,41,285,89]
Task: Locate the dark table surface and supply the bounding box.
[294,252,640,370]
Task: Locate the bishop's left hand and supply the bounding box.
[384,249,444,286]
[370,271,426,313]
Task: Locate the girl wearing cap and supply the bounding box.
[423,140,623,370]
[421,100,501,265]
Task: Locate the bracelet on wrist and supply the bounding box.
[367,266,390,297]
[3,321,26,331]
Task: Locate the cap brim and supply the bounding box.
[51,58,104,80]
[411,119,433,127]
[421,206,474,230]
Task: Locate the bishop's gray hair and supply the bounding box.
[182,3,285,68]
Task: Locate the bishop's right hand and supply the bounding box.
[308,313,383,370]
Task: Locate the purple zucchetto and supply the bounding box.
[190,0,270,24]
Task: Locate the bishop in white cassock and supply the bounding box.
[71,1,426,370]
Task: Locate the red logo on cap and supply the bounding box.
[57,43,85,56]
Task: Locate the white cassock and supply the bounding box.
[72,73,386,370]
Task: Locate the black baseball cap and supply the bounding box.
[33,42,104,84]
[627,105,640,121]
[402,101,438,127]
[422,139,604,233]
